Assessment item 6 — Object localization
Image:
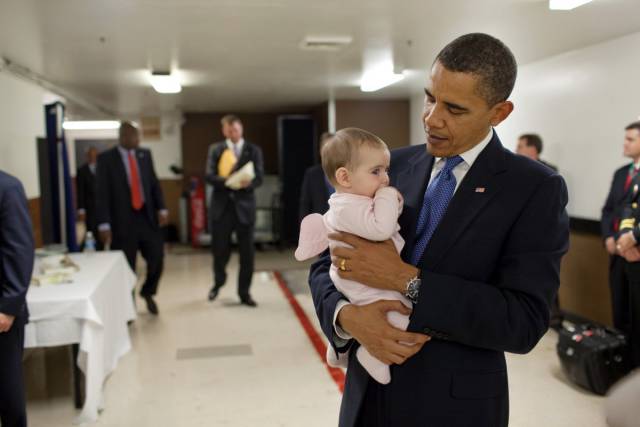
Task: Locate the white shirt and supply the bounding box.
[226,138,244,158]
[332,128,495,342]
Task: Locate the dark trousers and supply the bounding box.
[112,209,164,296]
[356,379,385,427]
[610,255,631,334]
[624,261,640,368]
[0,322,26,427]
[211,206,255,299]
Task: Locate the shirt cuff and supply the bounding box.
[98,223,111,231]
[333,300,353,343]
[77,209,86,215]
[159,209,169,216]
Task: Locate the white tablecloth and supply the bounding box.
[25,251,137,423]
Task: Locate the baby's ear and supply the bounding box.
[335,167,350,188]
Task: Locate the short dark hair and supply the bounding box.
[221,114,242,127]
[119,121,138,137]
[435,33,517,106]
[519,133,543,154]
[625,121,640,133]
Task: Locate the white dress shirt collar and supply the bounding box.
[226,138,245,156]
[434,128,494,169]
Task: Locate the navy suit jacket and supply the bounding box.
[205,141,264,226]
[309,133,569,427]
[95,147,166,242]
[0,172,34,324]
[299,164,330,222]
[601,164,632,240]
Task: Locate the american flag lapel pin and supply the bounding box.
[475,187,486,193]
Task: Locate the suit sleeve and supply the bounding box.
[601,171,619,240]
[299,169,313,222]
[0,181,35,317]
[95,155,111,226]
[409,174,569,354]
[245,145,264,190]
[76,168,86,211]
[204,145,227,191]
[308,252,353,355]
[147,152,166,211]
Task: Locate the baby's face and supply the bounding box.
[350,146,391,198]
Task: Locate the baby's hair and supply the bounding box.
[321,127,389,186]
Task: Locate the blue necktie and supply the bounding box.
[411,156,464,265]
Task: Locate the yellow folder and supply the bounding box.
[217,148,237,178]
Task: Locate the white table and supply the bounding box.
[25,251,137,423]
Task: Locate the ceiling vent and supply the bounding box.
[300,36,353,51]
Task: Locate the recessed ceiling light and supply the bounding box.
[149,72,182,94]
[549,0,593,10]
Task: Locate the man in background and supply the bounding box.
[0,171,34,427]
[206,115,264,307]
[77,147,101,250]
[516,133,558,172]
[601,122,640,335]
[96,122,168,315]
[299,132,334,222]
[517,132,562,327]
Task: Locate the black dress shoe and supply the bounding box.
[240,296,257,307]
[143,295,159,315]
[208,286,221,301]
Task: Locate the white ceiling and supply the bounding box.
[1,0,639,117]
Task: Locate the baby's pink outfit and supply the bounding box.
[295,186,410,384]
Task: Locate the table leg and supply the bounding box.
[71,344,84,409]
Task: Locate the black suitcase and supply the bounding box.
[556,321,632,395]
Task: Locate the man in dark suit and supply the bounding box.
[517,132,562,326]
[299,132,334,222]
[611,121,640,368]
[0,171,34,427]
[601,124,640,334]
[96,122,168,315]
[309,33,569,427]
[516,133,558,172]
[77,146,102,250]
[206,115,264,307]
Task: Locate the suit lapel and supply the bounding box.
[111,148,130,194]
[231,142,249,173]
[394,147,434,260]
[420,135,508,269]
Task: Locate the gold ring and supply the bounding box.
[339,258,347,271]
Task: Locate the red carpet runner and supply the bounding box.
[273,271,345,393]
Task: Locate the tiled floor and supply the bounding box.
[24,248,609,426]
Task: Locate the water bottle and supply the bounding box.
[84,231,96,253]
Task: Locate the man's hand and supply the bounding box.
[99,229,112,246]
[622,246,640,262]
[617,231,636,253]
[158,211,169,227]
[605,237,618,255]
[330,232,418,293]
[0,313,15,333]
[77,211,86,222]
[338,301,430,365]
[239,179,251,189]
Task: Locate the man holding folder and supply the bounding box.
[206,115,264,306]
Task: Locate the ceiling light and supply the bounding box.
[360,69,405,92]
[149,72,182,94]
[300,36,352,51]
[549,0,593,10]
[62,120,121,130]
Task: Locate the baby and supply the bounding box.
[295,127,410,384]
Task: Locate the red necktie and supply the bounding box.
[624,167,639,192]
[128,151,143,210]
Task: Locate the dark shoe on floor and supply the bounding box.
[240,296,257,307]
[143,295,159,315]
[208,286,222,301]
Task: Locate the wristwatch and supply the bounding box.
[405,275,421,304]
